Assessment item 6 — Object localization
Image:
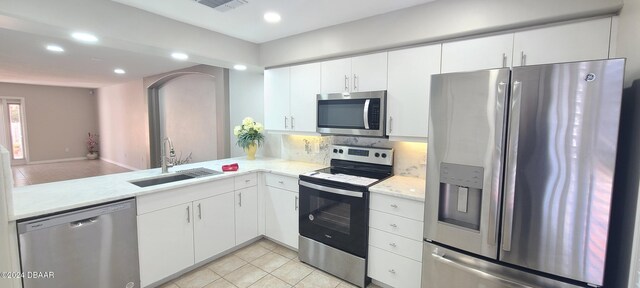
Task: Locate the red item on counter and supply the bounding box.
[222,163,239,172]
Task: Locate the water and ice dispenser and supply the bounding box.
[438,162,484,231]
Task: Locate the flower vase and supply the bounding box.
[87,152,98,160]
[245,143,257,160]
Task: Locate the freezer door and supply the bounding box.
[422,241,583,288]
[500,59,625,285]
[424,68,510,259]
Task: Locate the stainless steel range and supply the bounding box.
[298,145,393,288]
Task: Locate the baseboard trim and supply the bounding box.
[26,157,86,165]
[99,157,141,171]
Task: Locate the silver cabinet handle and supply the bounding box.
[291,116,295,130]
[197,203,202,220]
[502,80,522,252]
[238,192,242,207]
[284,116,288,129]
[502,53,507,67]
[353,74,358,91]
[390,204,398,208]
[278,180,284,184]
[186,206,191,223]
[245,179,250,183]
[344,75,349,92]
[295,196,299,210]
[388,269,396,274]
[388,116,393,133]
[389,223,397,228]
[520,51,526,66]
[389,243,397,247]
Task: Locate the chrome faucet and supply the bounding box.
[161,137,175,173]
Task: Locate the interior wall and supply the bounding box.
[0,82,97,162]
[259,0,622,67]
[159,74,217,163]
[97,79,148,170]
[228,70,281,158]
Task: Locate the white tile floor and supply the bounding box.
[159,239,382,288]
[11,159,131,186]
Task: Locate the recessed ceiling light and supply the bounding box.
[46,45,64,52]
[264,12,281,23]
[71,32,98,43]
[233,64,247,71]
[171,52,189,60]
[114,68,126,74]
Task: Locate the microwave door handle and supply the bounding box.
[363,99,370,129]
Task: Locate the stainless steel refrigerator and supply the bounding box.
[422,59,625,288]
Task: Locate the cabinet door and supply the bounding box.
[264,67,291,130]
[513,18,611,66]
[442,34,514,73]
[138,204,194,287]
[235,186,259,244]
[265,186,299,249]
[194,192,235,263]
[321,58,351,94]
[387,44,441,140]
[290,63,321,133]
[351,52,388,92]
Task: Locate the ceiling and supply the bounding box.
[111,0,437,43]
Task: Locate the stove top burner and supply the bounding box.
[301,169,380,186]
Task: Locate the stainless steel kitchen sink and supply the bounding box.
[129,167,222,187]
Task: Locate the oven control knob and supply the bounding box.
[339,149,344,154]
[381,153,387,158]
[333,149,338,153]
[309,214,314,221]
[375,153,380,157]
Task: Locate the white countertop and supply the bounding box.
[10,157,326,221]
[370,175,426,202]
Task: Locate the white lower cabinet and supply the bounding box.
[265,174,299,249]
[194,192,236,263]
[235,186,259,244]
[138,203,194,287]
[368,193,425,288]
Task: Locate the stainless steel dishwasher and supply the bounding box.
[18,198,140,288]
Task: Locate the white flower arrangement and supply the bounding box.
[234,117,265,149]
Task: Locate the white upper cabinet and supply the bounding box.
[321,58,352,94]
[387,44,441,141]
[513,18,611,66]
[264,67,290,131]
[290,63,321,133]
[441,34,514,73]
[351,53,388,92]
[321,52,388,94]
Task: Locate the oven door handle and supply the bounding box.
[299,181,364,198]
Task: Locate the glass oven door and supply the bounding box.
[299,180,368,258]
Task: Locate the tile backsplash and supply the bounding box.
[278,134,427,179]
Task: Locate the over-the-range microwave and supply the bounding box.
[316,90,386,137]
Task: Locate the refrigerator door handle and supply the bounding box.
[488,81,508,246]
[502,80,522,252]
[431,252,530,288]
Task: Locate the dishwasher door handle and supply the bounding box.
[70,217,98,228]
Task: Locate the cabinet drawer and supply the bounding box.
[369,210,423,241]
[235,173,258,189]
[137,178,235,215]
[368,246,422,288]
[370,193,424,221]
[265,173,298,192]
[369,228,423,262]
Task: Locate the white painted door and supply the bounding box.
[138,203,194,287]
[321,58,352,94]
[235,186,259,244]
[441,34,514,73]
[290,63,321,133]
[513,18,611,66]
[265,186,299,248]
[264,67,291,131]
[194,192,236,263]
[351,52,388,92]
[387,44,442,140]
